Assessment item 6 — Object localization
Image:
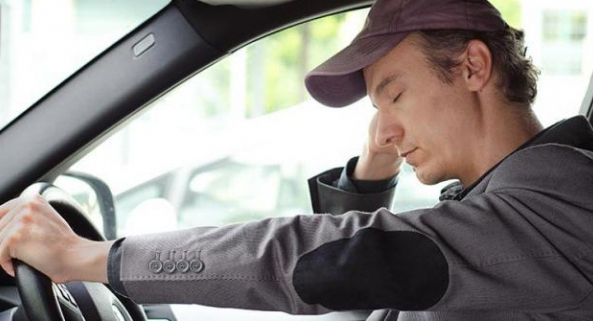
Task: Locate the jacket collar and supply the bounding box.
[531,115,593,151]
[442,116,593,201]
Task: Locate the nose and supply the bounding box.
[374,111,403,148]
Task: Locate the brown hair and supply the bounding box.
[415,26,539,106]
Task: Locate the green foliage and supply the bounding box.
[246,14,351,116]
[310,14,346,43]
[489,0,522,28]
[191,10,366,118]
[256,26,303,114]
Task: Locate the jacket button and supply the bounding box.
[177,260,190,273]
[163,250,177,273]
[149,251,163,274]
[163,260,176,274]
[190,259,204,273]
[176,250,190,273]
[149,260,163,274]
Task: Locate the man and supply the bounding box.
[1,0,593,320]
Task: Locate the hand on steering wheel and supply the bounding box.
[0,192,85,284]
[0,183,142,321]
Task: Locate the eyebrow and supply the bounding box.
[372,73,403,108]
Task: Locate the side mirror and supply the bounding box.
[54,172,117,240]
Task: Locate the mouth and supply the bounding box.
[400,148,417,158]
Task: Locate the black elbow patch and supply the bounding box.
[293,229,448,311]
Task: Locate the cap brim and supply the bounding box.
[305,33,409,107]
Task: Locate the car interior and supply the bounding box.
[0,0,592,320]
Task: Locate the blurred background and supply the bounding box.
[1,0,592,233]
[0,0,592,239]
[1,1,592,320]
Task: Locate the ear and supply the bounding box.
[462,40,493,92]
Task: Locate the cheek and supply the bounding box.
[423,87,470,141]
[409,91,460,177]
[410,95,452,145]
[403,78,467,144]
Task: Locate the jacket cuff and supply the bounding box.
[341,157,399,194]
[108,237,129,297]
[315,179,396,214]
[308,157,397,214]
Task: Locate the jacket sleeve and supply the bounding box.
[113,145,593,315]
[308,157,397,214]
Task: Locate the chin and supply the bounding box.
[415,167,445,185]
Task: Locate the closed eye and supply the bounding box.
[393,93,402,104]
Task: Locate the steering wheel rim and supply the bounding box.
[13,259,65,321]
[13,182,146,321]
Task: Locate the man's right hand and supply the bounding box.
[0,194,113,284]
[353,112,403,181]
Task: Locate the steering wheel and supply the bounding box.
[12,182,147,321]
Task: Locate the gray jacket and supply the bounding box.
[110,116,593,320]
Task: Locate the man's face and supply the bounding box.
[363,33,482,185]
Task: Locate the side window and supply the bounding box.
[70,10,419,239]
[114,174,169,235]
[522,2,593,125]
[541,10,588,75]
[64,2,593,240]
[179,161,285,226]
[176,159,310,227]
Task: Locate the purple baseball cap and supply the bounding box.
[305,0,506,107]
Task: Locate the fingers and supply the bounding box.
[0,197,31,237]
[0,194,46,277]
[367,112,399,152]
[354,111,403,180]
[0,194,83,283]
[0,214,29,277]
[0,231,19,277]
[0,199,34,277]
[0,198,19,220]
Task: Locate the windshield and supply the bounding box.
[0,0,169,131]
